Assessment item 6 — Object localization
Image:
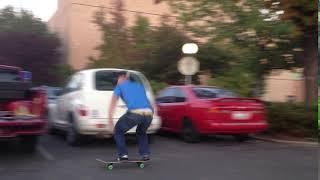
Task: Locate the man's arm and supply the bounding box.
[108,94,118,131]
[109,85,122,131]
[144,88,156,114]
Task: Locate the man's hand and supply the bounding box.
[108,95,118,132]
[108,119,114,132]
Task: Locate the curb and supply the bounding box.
[253,135,318,146]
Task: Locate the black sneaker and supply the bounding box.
[141,155,150,161]
[117,155,128,161]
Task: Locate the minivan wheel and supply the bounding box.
[66,121,82,146]
[181,121,200,143]
[47,115,57,135]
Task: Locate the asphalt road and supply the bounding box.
[0,134,317,180]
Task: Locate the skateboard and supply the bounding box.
[96,158,147,170]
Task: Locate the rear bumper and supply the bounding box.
[77,118,161,137]
[78,126,160,137]
[200,122,268,134]
[0,119,46,138]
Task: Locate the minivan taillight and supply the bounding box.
[78,105,88,117]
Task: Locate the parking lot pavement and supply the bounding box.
[0,134,317,180]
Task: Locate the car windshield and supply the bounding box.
[0,69,21,82]
[192,87,238,99]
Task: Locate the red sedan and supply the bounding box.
[156,86,268,142]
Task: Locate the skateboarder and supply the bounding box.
[108,71,154,162]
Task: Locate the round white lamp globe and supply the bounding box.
[182,43,198,54]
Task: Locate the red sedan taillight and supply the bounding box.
[207,107,221,113]
[208,107,231,113]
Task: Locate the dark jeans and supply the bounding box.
[114,112,152,157]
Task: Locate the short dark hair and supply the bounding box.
[116,71,127,78]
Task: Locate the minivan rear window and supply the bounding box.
[95,70,145,91]
[95,71,118,91]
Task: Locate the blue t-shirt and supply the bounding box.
[113,80,152,111]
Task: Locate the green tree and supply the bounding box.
[208,67,256,97]
[196,43,232,76]
[129,15,153,69]
[130,16,236,85]
[0,6,63,85]
[92,11,194,84]
[91,4,238,86]
[54,64,75,86]
[140,18,191,84]
[166,0,302,96]
[260,0,317,104]
[88,0,130,68]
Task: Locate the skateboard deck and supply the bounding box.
[96,158,147,170]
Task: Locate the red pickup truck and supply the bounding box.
[0,65,46,152]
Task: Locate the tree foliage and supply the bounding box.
[90,3,234,85]
[141,19,191,84]
[168,0,300,69]
[272,0,318,104]
[208,67,256,97]
[88,0,129,68]
[318,1,320,87]
[166,0,317,101]
[89,0,193,84]
[0,6,63,85]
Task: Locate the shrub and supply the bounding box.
[149,80,168,94]
[266,102,317,138]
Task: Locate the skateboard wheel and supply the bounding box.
[139,163,145,169]
[107,164,113,170]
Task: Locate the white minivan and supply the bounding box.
[48,68,161,145]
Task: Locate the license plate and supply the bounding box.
[232,112,251,120]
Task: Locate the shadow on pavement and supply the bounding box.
[47,132,140,148]
[156,131,256,146]
[0,140,40,161]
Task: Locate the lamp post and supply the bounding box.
[178,43,199,85]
